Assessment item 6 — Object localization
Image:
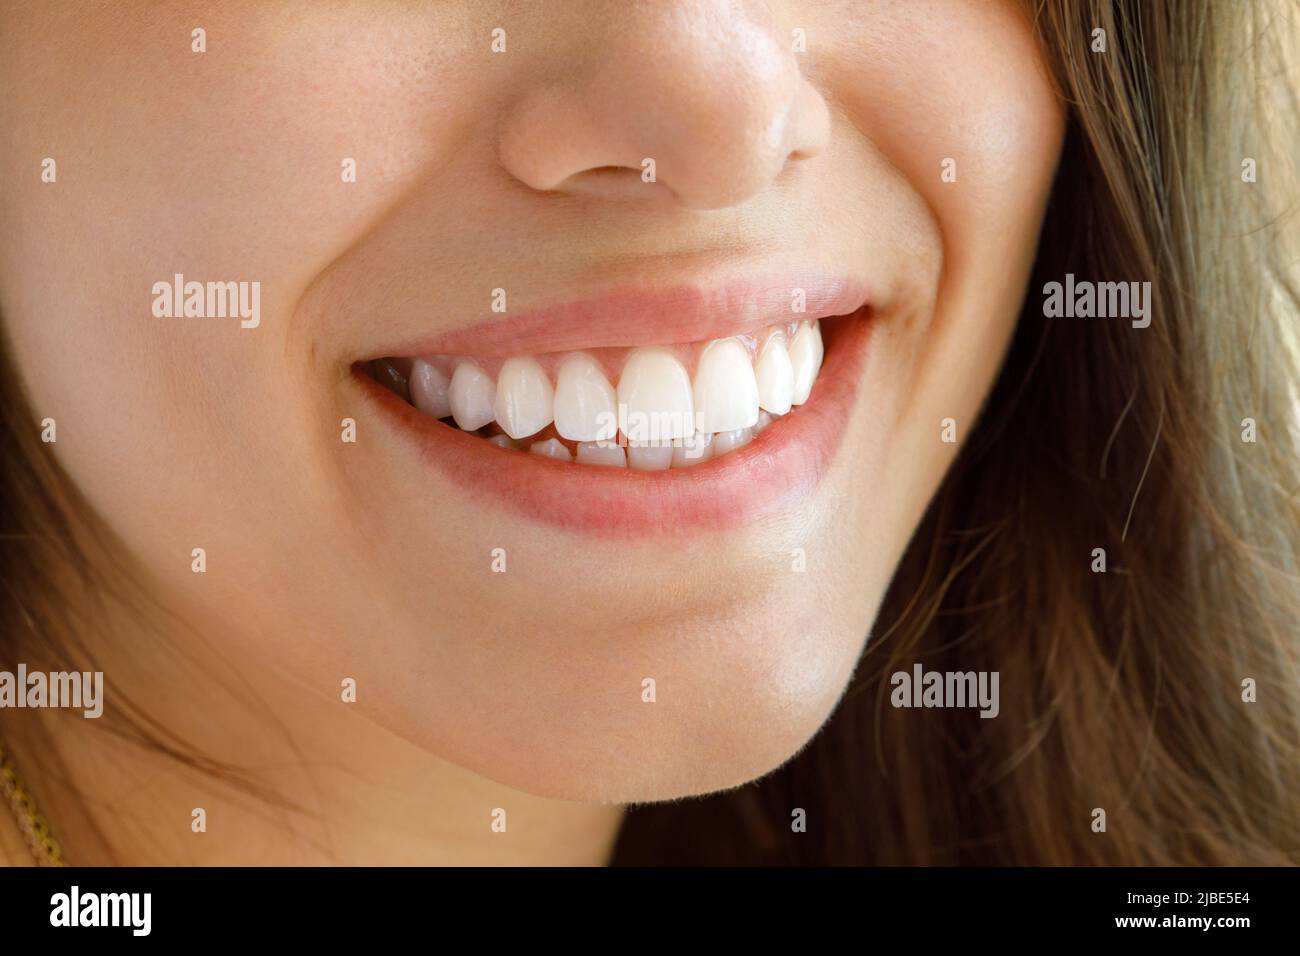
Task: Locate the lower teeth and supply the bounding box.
[429,412,779,471]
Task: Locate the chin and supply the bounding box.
[381,581,877,805]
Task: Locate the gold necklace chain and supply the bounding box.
[0,736,66,866]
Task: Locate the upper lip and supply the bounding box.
[372,273,869,358]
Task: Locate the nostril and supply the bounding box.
[577,166,648,188]
[553,164,680,203]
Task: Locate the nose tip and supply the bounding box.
[497,10,831,210]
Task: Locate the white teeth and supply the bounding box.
[397,318,830,463]
[409,359,452,418]
[554,353,618,442]
[672,431,713,468]
[576,441,627,467]
[788,321,824,406]
[626,441,674,471]
[711,426,754,456]
[449,362,496,431]
[693,337,760,434]
[617,347,694,442]
[494,356,554,439]
[528,437,572,461]
[754,331,794,415]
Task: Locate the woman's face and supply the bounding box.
[0,2,1062,801]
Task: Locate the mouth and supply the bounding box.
[353,279,873,537]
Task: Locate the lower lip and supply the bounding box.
[356,310,872,539]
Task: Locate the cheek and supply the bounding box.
[829,1,1064,243]
[826,0,1064,538]
[0,3,490,575]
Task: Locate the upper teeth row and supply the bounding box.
[403,320,824,443]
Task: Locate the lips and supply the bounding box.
[354,279,872,537]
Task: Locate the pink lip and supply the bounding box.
[375,274,869,358]
[358,301,873,539]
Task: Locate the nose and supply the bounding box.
[497,2,831,210]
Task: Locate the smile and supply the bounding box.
[370,316,827,464]
[354,278,873,537]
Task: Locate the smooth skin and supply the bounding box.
[0,1,1063,864]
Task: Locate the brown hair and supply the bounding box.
[3,0,1298,865]
[616,0,1300,864]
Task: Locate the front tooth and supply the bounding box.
[755,332,794,415]
[575,441,627,467]
[754,409,774,433]
[788,321,824,405]
[626,441,673,471]
[528,437,572,461]
[693,337,759,433]
[449,362,496,431]
[494,357,554,439]
[487,434,515,449]
[554,353,618,442]
[712,426,754,456]
[671,431,713,468]
[409,359,452,418]
[617,347,694,442]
